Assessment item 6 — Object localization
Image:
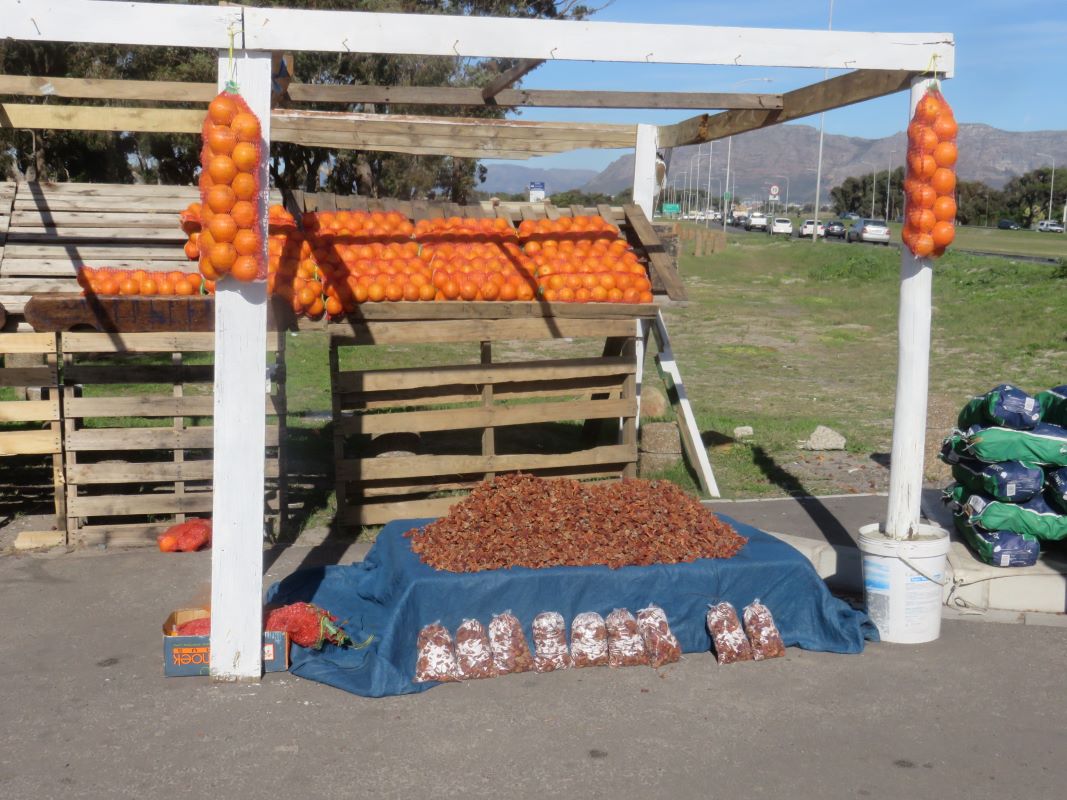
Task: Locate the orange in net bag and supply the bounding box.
[199,89,265,283]
[902,83,957,259]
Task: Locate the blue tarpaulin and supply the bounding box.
[266,516,876,697]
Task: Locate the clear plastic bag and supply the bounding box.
[706,602,754,665]
[742,599,786,661]
[488,612,534,675]
[636,605,682,668]
[605,608,647,668]
[454,618,497,680]
[532,611,572,673]
[414,622,458,683]
[570,611,609,668]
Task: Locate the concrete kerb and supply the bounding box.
[710,493,1067,621]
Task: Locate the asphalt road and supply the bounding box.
[2,545,1065,800]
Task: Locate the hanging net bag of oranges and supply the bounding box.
[198,82,265,283]
[902,82,957,259]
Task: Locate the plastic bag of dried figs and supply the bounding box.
[636,605,682,668]
[532,611,573,673]
[742,599,786,661]
[488,611,535,675]
[570,611,609,668]
[454,618,497,680]
[706,602,754,665]
[606,608,647,668]
[414,622,459,683]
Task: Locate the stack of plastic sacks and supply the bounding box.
[940,384,1067,567]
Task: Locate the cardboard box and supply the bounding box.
[162,609,289,677]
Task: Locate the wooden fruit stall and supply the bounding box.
[3,0,954,679]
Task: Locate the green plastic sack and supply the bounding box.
[951,512,1040,568]
[945,483,1067,542]
[950,459,1044,502]
[942,424,1067,467]
[1037,385,1067,427]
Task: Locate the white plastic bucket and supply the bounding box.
[858,523,950,644]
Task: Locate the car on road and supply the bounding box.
[799,219,825,238]
[1037,220,1065,233]
[997,219,1021,230]
[846,218,891,245]
[745,213,769,232]
[824,220,847,238]
[708,210,723,221]
[769,217,793,236]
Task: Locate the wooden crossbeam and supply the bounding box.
[658,69,917,147]
[0,74,783,111]
[481,59,544,101]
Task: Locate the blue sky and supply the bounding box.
[484,0,1067,171]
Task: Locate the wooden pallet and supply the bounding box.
[329,309,649,527]
[0,331,65,538]
[60,330,287,546]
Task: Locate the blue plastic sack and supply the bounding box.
[1037,385,1067,427]
[950,459,1044,502]
[958,384,1041,430]
[952,513,1040,568]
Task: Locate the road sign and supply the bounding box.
[662,203,681,215]
[770,184,780,197]
[724,192,732,201]
[528,181,545,202]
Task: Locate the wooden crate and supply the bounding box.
[60,330,287,546]
[0,332,65,537]
[329,305,650,527]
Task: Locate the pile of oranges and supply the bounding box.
[902,86,958,258]
[78,267,208,297]
[197,92,264,282]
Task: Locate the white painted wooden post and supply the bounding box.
[632,123,659,220]
[884,75,937,540]
[210,49,272,681]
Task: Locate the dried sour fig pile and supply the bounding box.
[406,474,746,572]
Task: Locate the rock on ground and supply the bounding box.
[802,425,847,451]
[640,421,682,454]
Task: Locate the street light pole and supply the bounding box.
[885,151,896,220]
[1037,152,1055,222]
[811,0,835,245]
[704,141,714,228]
[723,136,732,231]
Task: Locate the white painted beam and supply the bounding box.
[632,124,659,222]
[885,76,938,540]
[2,1,954,75]
[0,0,240,49]
[209,50,272,681]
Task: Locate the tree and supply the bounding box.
[1001,167,1066,228]
[0,0,590,202]
[830,168,905,219]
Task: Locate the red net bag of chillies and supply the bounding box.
[707,602,754,665]
[606,608,647,668]
[902,83,958,259]
[488,612,534,675]
[636,605,682,668]
[532,611,572,673]
[742,599,786,661]
[199,88,265,283]
[569,611,609,668]
[414,622,458,683]
[454,619,497,680]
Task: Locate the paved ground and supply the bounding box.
[2,518,1066,800]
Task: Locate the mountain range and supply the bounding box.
[481,123,1067,204]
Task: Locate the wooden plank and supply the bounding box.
[26,296,214,334]
[2,261,198,277]
[482,59,545,101]
[340,496,459,527]
[327,301,657,323]
[0,428,61,456]
[0,398,59,422]
[622,204,688,301]
[657,69,917,147]
[0,74,216,103]
[6,228,185,242]
[329,316,640,345]
[62,331,216,353]
[0,332,58,354]
[336,356,634,393]
[69,491,215,517]
[0,278,79,295]
[67,458,280,484]
[286,83,784,110]
[65,425,280,452]
[0,366,58,387]
[340,373,630,409]
[242,7,955,74]
[339,396,634,436]
[11,209,188,228]
[62,364,215,385]
[3,242,191,259]
[65,394,281,418]
[15,181,200,198]
[337,443,636,481]
[0,103,202,134]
